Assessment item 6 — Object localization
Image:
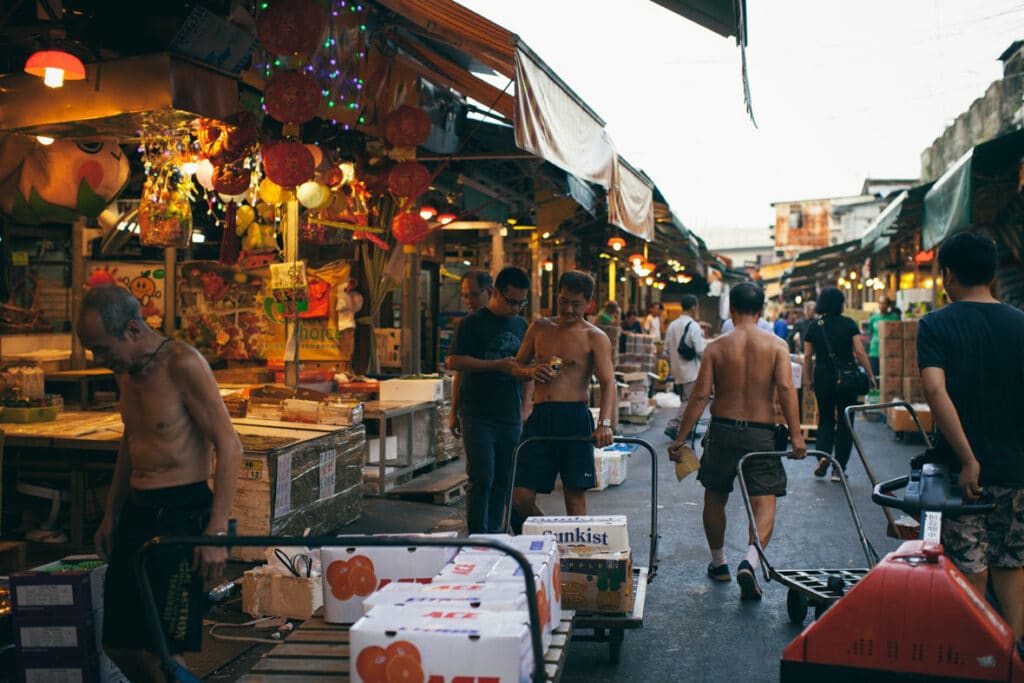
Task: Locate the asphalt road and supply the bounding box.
[552,407,925,683]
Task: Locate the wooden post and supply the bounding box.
[70,218,86,369]
[163,247,176,337]
[490,226,504,271]
[285,199,300,389]
[403,245,422,375]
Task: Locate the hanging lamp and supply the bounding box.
[24,50,86,88]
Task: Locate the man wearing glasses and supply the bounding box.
[510,271,616,531]
[449,270,494,439]
[447,266,532,533]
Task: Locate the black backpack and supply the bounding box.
[677,321,698,361]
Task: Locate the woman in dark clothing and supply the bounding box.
[802,287,876,480]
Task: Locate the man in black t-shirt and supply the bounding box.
[918,232,1024,641]
[447,266,532,533]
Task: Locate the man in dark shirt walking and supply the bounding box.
[447,266,532,533]
[918,232,1024,640]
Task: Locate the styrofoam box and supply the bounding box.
[367,436,398,464]
[378,378,444,403]
[591,454,609,491]
[362,581,528,615]
[351,606,533,683]
[522,516,630,553]
[321,533,457,624]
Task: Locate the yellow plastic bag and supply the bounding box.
[657,358,669,382]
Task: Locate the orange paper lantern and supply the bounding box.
[392,211,432,245]
[263,141,315,187]
[386,161,431,199]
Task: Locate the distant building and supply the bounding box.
[706,227,774,269]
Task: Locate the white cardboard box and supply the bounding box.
[367,436,398,464]
[522,516,630,553]
[362,581,528,615]
[351,606,533,683]
[378,378,444,403]
[321,533,457,624]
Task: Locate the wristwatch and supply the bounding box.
[599,418,612,428]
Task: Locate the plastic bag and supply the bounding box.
[654,391,681,409]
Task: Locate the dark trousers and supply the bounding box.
[462,416,521,533]
[814,373,858,470]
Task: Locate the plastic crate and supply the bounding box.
[0,405,59,423]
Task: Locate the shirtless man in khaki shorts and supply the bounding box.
[77,285,242,681]
[509,271,616,532]
[670,282,807,599]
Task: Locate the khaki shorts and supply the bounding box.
[697,421,787,497]
[941,486,1024,575]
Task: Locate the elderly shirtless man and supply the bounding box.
[76,285,242,682]
[510,271,616,532]
[670,282,806,599]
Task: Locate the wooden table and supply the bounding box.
[44,368,117,408]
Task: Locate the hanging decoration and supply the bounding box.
[263,141,315,187]
[137,126,197,248]
[382,105,432,147]
[391,211,431,245]
[255,0,329,56]
[264,70,322,124]
[386,161,430,199]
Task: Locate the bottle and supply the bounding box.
[208,580,238,603]
[549,356,563,373]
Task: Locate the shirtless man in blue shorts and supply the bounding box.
[509,271,616,532]
[77,285,242,682]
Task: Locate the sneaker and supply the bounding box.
[830,470,842,482]
[706,562,731,582]
[736,560,762,600]
[813,458,829,477]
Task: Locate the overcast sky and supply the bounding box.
[458,0,1024,248]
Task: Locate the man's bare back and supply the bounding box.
[120,341,217,490]
[520,317,600,403]
[706,324,788,425]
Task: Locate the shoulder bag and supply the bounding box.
[677,320,698,361]
[816,318,870,395]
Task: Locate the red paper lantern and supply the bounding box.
[263,141,315,187]
[383,106,432,147]
[387,161,431,199]
[264,71,322,124]
[256,0,329,56]
[392,211,432,245]
[212,164,251,196]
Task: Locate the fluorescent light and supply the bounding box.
[36,136,55,145]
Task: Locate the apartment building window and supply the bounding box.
[788,208,803,229]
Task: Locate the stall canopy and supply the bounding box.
[649,0,748,40]
[860,183,933,254]
[922,128,1024,250]
[378,0,655,241]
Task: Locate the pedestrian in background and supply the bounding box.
[596,300,620,325]
[448,269,494,438]
[803,287,876,481]
[867,295,899,377]
[663,294,705,441]
[643,302,664,340]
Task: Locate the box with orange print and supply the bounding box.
[320,533,458,624]
[350,606,534,683]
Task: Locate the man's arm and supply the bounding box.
[173,347,243,581]
[852,335,876,389]
[446,354,518,375]
[95,431,133,560]
[591,329,615,448]
[449,372,462,437]
[922,366,982,500]
[774,343,807,459]
[669,347,715,456]
[692,322,706,356]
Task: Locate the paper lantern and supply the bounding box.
[383,106,432,147]
[305,145,324,169]
[212,164,251,196]
[24,50,85,88]
[386,161,430,199]
[256,0,329,55]
[194,159,215,190]
[296,181,331,209]
[264,71,322,124]
[263,141,315,187]
[391,211,432,245]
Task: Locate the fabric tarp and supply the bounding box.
[923,148,973,251]
[860,191,906,254]
[513,42,653,240]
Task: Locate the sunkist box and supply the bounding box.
[350,605,533,683]
[10,555,107,617]
[321,533,458,624]
[521,515,629,553]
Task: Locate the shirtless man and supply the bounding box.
[510,271,616,532]
[669,282,806,599]
[76,285,242,682]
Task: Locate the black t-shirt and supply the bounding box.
[449,308,528,424]
[918,302,1024,487]
[805,315,859,375]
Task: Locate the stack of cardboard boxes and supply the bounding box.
[11,556,125,682]
[878,320,924,403]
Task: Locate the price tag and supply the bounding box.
[923,511,941,543]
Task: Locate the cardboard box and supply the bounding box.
[321,533,457,624]
[591,452,610,491]
[879,354,902,378]
[14,609,99,659]
[367,436,398,464]
[595,447,629,486]
[321,400,363,426]
[434,556,503,583]
[559,549,634,613]
[19,652,126,683]
[484,555,560,642]
[242,570,322,620]
[362,581,528,615]
[886,404,933,433]
[880,376,902,403]
[521,515,630,553]
[350,606,533,683]
[902,377,925,403]
[902,344,919,377]
[877,320,903,341]
[378,377,443,403]
[11,556,106,617]
[902,320,919,341]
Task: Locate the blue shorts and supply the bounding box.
[515,402,596,493]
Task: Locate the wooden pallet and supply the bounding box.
[387,462,469,505]
[237,611,575,682]
[799,424,817,442]
[619,412,653,425]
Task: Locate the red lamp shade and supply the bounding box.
[607,237,626,251]
[25,50,86,88]
[392,211,432,245]
[627,253,644,266]
[383,106,432,147]
[263,141,315,187]
[419,205,437,220]
[436,213,457,225]
[386,161,431,199]
[264,71,322,124]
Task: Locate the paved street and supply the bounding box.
[552,406,924,683]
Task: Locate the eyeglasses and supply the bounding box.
[501,291,529,308]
